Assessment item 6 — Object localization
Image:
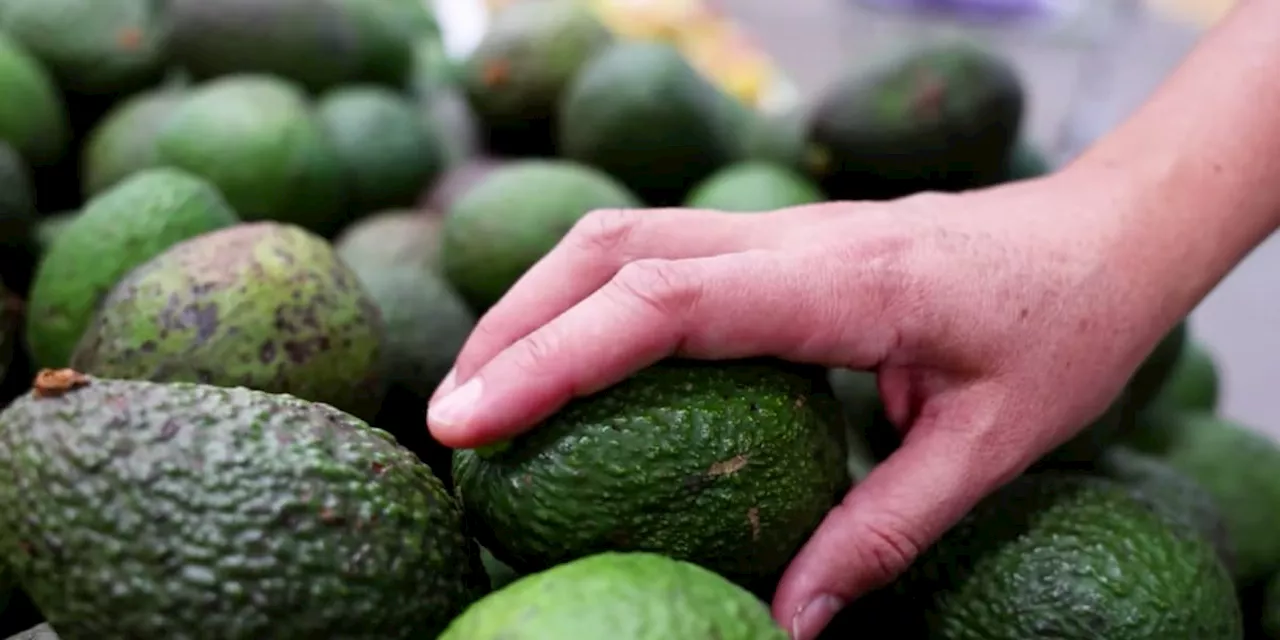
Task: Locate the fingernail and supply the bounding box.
[428,377,483,431]
[790,595,843,640]
[432,367,458,401]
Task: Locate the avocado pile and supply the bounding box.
[0,1,1270,638]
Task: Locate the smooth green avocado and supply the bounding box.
[453,358,850,586]
[684,161,825,212]
[0,32,68,168]
[80,86,189,197]
[895,472,1241,639]
[68,221,387,422]
[25,168,240,369]
[0,372,485,638]
[438,552,787,640]
[441,159,641,311]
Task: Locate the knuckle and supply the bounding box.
[507,330,562,377]
[570,208,642,256]
[842,508,923,586]
[610,259,699,317]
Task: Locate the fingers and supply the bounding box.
[427,248,901,448]
[436,207,778,400]
[770,404,1027,640]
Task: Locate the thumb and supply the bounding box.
[771,408,1026,640]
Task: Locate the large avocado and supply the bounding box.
[461,0,614,156]
[453,358,850,587]
[807,41,1024,200]
[166,0,423,92]
[0,32,69,169]
[0,141,37,294]
[558,41,737,205]
[80,86,188,197]
[441,159,641,312]
[0,371,485,638]
[0,0,167,97]
[439,552,787,640]
[153,74,348,236]
[684,161,825,212]
[68,222,387,422]
[894,472,1241,639]
[25,168,240,369]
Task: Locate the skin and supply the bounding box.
[426,1,1280,638]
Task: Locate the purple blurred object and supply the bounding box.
[858,0,1068,22]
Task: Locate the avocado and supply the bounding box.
[31,210,75,253]
[0,371,485,638]
[438,552,787,640]
[684,161,825,212]
[0,0,167,97]
[1149,339,1220,413]
[419,83,482,170]
[154,74,348,236]
[0,141,37,294]
[807,41,1024,200]
[419,155,510,214]
[3,624,57,640]
[441,159,641,311]
[68,221,387,422]
[317,86,446,218]
[334,209,445,274]
[25,168,239,369]
[0,32,68,169]
[742,105,822,175]
[167,0,421,92]
[1126,319,1188,412]
[558,41,737,205]
[462,0,614,156]
[80,86,188,196]
[454,358,850,586]
[894,472,1241,639]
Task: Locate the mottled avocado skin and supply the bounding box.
[0,374,486,639]
[454,358,850,586]
[69,222,387,421]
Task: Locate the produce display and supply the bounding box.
[0,0,1269,638]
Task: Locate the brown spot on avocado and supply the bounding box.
[708,454,748,477]
[115,26,143,50]
[747,507,761,540]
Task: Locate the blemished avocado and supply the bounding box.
[441,159,641,311]
[68,222,387,422]
[807,41,1024,200]
[80,86,188,197]
[1126,319,1188,412]
[0,32,69,169]
[1149,339,1220,413]
[461,0,614,156]
[0,0,167,97]
[894,472,1242,639]
[0,371,486,638]
[558,41,738,205]
[453,358,850,586]
[167,0,422,92]
[438,552,787,640]
[0,141,37,294]
[334,209,445,274]
[316,86,446,217]
[25,168,239,369]
[153,74,348,236]
[684,162,825,212]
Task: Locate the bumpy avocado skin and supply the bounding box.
[896,472,1242,640]
[0,375,485,639]
[439,552,787,640]
[68,222,386,421]
[454,359,850,586]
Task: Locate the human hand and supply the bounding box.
[426,174,1178,639]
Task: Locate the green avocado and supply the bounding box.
[334,209,445,274]
[1126,319,1188,412]
[25,168,239,369]
[441,159,641,311]
[0,373,485,638]
[153,74,348,236]
[0,141,37,294]
[438,552,787,640]
[807,41,1024,200]
[0,32,69,169]
[1149,338,1220,413]
[684,161,825,212]
[895,472,1241,639]
[558,41,737,205]
[68,221,387,422]
[461,0,614,156]
[80,86,188,197]
[454,358,850,587]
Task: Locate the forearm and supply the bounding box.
[1064,0,1280,323]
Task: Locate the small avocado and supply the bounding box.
[558,41,738,205]
[684,161,825,212]
[0,371,485,638]
[454,358,850,587]
[895,472,1241,639]
[69,221,387,422]
[317,86,446,218]
[438,552,787,640]
[1149,339,1220,413]
[334,209,445,274]
[0,142,38,294]
[807,41,1024,200]
[25,168,239,369]
[80,86,188,197]
[154,74,348,236]
[0,32,69,169]
[441,159,641,311]
[0,0,167,97]
[462,0,614,156]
